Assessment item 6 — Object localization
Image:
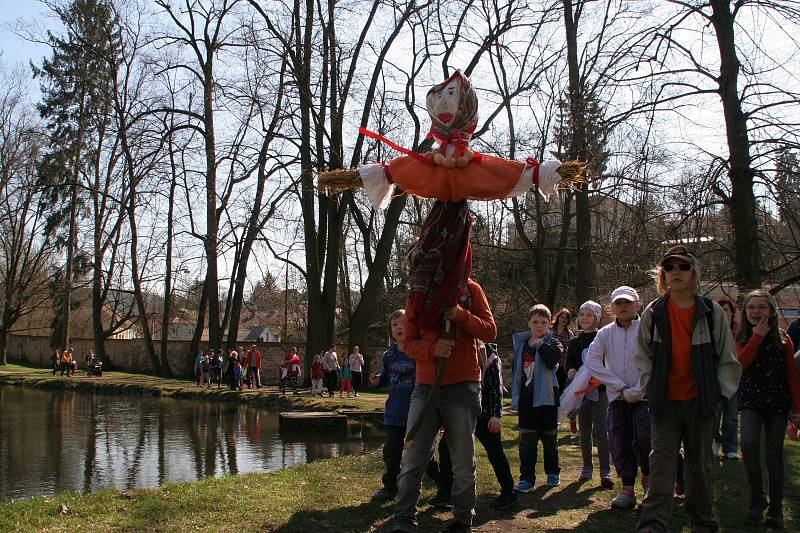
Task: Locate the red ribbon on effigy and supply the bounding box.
[359,127,435,166]
[526,157,542,187]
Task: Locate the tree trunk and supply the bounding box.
[202,59,222,349]
[127,187,162,376]
[158,140,178,378]
[546,192,574,308]
[347,193,407,353]
[61,181,78,350]
[0,327,8,365]
[187,281,208,375]
[709,0,761,291]
[225,91,285,349]
[564,0,593,306]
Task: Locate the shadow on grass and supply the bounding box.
[522,481,605,520]
[271,488,450,533]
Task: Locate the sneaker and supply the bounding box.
[427,491,452,509]
[569,418,578,434]
[515,479,534,494]
[745,497,768,521]
[579,467,593,481]
[354,392,359,397]
[371,488,397,502]
[600,475,614,489]
[725,451,739,460]
[546,474,561,486]
[611,492,636,509]
[491,492,518,510]
[674,480,685,496]
[765,507,784,529]
[440,521,471,533]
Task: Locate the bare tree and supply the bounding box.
[630,0,800,292]
[0,66,53,363]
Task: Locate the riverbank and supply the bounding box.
[1,363,798,531]
[2,426,798,532]
[0,362,386,413]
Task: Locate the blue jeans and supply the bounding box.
[714,393,739,454]
[393,381,481,531]
[740,409,787,509]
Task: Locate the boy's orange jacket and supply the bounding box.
[403,279,497,385]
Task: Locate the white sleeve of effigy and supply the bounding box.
[358,164,394,209]
[504,159,563,200]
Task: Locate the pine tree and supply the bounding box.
[33,0,120,350]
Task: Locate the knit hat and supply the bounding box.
[579,300,602,325]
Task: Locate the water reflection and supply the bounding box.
[0,387,383,501]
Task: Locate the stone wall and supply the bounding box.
[7,335,515,386]
[6,335,390,383]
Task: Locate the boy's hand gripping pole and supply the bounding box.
[404,319,453,449]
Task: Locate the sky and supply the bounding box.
[0,1,59,98]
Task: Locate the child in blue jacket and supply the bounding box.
[370,309,441,501]
[511,304,563,492]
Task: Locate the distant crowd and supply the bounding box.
[50,348,102,377]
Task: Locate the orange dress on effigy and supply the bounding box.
[388,153,526,201]
[357,148,562,209]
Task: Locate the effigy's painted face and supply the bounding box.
[427,78,460,125]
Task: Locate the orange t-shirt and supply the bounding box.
[667,298,698,400]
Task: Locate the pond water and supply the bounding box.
[0,387,384,501]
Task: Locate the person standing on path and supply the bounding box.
[583,286,650,510]
[735,289,800,529]
[713,297,740,459]
[636,246,741,533]
[349,346,365,397]
[551,307,575,395]
[60,348,73,377]
[52,347,60,375]
[310,352,324,396]
[565,300,613,489]
[391,277,497,533]
[246,345,262,389]
[321,345,339,397]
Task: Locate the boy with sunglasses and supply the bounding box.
[635,246,741,533]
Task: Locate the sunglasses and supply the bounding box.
[663,263,692,272]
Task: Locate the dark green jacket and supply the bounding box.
[636,295,741,420]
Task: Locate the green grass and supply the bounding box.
[1,362,798,531]
[0,413,797,532]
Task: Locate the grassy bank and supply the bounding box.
[0,362,386,413]
[1,416,798,531]
[1,362,798,531]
